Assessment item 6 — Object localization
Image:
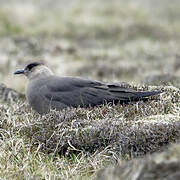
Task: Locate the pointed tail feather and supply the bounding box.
[131,90,162,100]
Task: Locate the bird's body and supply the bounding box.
[14,62,162,114]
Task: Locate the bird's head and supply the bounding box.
[14,62,53,80]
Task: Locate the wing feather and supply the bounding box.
[38,76,161,109]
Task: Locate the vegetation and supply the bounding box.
[0,0,180,179]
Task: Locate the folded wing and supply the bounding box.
[39,76,161,108]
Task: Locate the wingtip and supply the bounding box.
[135,90,163,99]
[149,90,163,96]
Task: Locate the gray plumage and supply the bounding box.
[14,62,162,114]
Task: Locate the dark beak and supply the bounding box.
[14,69,24,75]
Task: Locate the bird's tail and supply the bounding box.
[110,89,162,103]
[134,90,162,98]
[129,90,162,102]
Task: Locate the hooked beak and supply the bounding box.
[14,69,24,75]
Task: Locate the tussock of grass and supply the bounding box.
[144,74,180,88]
[0,85,179,178]
[96,143,180,180]
[1,86,180,154]
[0,0,180,178]
[0,83,25,103]
[0,85,180,178]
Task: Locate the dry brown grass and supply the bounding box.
[0,84,180,179]
[96,143,180,180]
[0,0,180,179]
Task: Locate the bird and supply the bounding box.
[14,62,162,114]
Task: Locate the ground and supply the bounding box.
[0,0,180,179]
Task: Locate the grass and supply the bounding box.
[0,0,180,179]
[96,143,180,180]
[0,10,23,36]
[0,1,180,40]
[0,85,180,179]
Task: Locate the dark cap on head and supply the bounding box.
[14,62,43,75]
[25,62,43,71]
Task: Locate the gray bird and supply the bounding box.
[14,62,162,114]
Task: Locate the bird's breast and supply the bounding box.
[26,81,49,114]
